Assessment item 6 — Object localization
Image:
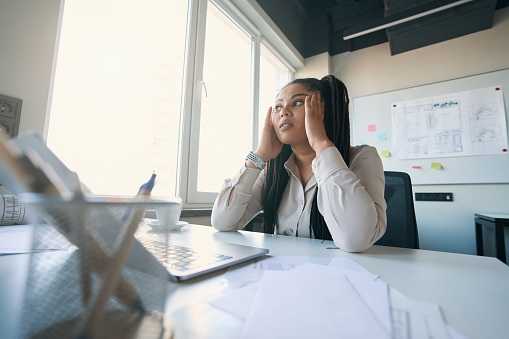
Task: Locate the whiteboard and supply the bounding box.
[352,68,509,185]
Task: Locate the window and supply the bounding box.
[185,0,295,204]
[258,42,293,139]
[48,0,295,207]
[196,3,253,194]
[47,0,188,198]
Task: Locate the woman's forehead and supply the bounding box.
[276,84,315,100]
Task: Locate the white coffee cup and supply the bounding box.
[155,199,182,226]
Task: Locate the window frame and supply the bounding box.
[179,0,296,207]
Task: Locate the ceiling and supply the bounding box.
[256,0,509,58]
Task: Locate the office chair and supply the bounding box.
[375,171,419,249]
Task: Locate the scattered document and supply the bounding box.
[213,258,381,318]
[0,224,73,255]
[222,256,377,284]
[211,257,390,338]
[240,264,390,339]
[210,256,454,339]
[390,296,449,339]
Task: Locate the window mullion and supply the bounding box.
[251,35,261,150]
[180,0,209,207]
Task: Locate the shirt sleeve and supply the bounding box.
[211,163,265,231]
[312,146,387,252]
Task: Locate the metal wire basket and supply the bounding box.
[17,193,176,339]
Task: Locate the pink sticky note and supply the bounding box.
[368,124,376,132]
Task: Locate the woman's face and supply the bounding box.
[273,84,318,146]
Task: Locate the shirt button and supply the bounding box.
[317,177,321,182]
[312,164,317,170]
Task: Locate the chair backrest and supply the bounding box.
[375,171,419,249]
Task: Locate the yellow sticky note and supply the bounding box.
[431,162,442,170]
[380,150,390,157]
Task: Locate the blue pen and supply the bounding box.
[138,173,156,196]
[122,173,156,223]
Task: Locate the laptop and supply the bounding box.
[133,224,269,281]
[1,132,269,282]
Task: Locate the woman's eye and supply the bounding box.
[294,100,304,106]
[274,105,282,112]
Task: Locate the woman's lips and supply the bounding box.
[279,121,293,131]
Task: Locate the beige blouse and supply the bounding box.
[211,146,387,252]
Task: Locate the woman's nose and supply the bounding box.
[280,107,290,116]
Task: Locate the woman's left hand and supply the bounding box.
[305,93,334,154]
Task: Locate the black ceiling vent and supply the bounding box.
[384,0,497,55]
[257,0,507,57]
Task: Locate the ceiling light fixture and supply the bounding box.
[343,0,473,40]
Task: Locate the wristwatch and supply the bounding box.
[246,151,266,170]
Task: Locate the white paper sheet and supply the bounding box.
[390,297,450,339]
[0,224,72,254]
[222,256,377,285]
[211,256,455,339]
[240,264,390,339]
[212,259,382,322]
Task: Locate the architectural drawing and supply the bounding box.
[392,86,508,159]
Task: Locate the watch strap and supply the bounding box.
[246,151,266,170]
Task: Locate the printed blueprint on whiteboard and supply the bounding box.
[391,86,508,159]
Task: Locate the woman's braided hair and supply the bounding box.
[261,75,351,240]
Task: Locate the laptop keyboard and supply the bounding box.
[138,238,233,271]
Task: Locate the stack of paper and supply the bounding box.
[209,256,453,339]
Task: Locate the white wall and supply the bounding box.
[0,0,63,138]
[296,52,330,79]
[0,0,62,194]
[332,7,509,255]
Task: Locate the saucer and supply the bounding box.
[147,220,188,231]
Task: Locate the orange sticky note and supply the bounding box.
[380,150,390,157]
[431,162,442,170]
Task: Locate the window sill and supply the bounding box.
[181,208,212,217]
[145,208,212,219]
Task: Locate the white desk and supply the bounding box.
[2,224,509,338]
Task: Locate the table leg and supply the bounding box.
[495,224,506,264]
[475,218,484,256]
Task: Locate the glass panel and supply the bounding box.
[47,0,188,197]
[259,43,292,140]
[196,2,253,193]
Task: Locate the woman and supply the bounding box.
[211,75,386,252]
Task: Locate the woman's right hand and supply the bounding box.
[253,106,283,162]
